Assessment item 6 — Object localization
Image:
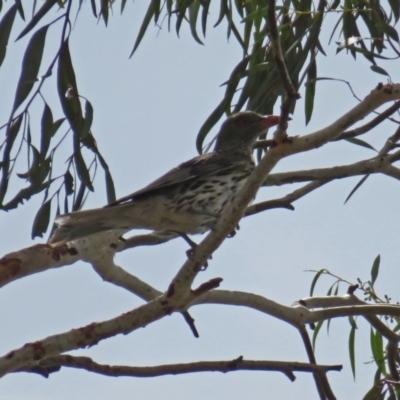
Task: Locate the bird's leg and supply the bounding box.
[170,231,211,269]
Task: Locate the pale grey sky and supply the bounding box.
[1,2,399,399]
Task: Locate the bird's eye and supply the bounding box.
[238,117,249,125]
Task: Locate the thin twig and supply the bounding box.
[336,101,400,141]
[298,325,328,400]
[246,180,330,217]
[266,0,300,135]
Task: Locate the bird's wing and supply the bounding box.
[106,152,238,207]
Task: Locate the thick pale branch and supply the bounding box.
[0,244,79,289]
[88,244,161,301]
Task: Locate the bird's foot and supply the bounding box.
[172,232,211,270]
[227,224,240,238]
[185,246,212,271]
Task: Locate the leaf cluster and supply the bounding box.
[309,256,400,400]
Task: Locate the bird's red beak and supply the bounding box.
[261,115,280,128]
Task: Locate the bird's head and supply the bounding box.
[214,111,280,155]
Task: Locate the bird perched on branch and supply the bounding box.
[49,111,280,246]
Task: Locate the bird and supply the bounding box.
[49,111,280,246]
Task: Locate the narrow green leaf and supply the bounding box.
[344,137,377,151]
[316,39,327,56]
[0,4,18,68]
[201,0,210,36]
[214,0,227,28]
[394,382,400,398]
[94,152,115,203]
[349,324,356,380]
[388,0,400,22]
[0,115,24,203]
[373,366,382,383]
[242,6,253,53]
[15,0,25,20]
[19,146,50,184]
[371,254,380,285]
[344,174,370,204]
[0,114,24,204]
[73,180,86,211]
[0,114,25,204]
[241,6,268,23]
[371,328,386,374]
[51,117,66,136]
[74,150,94,192]
[334,283,339,295]
[227,19,245,48]
[2,180,51,210]
[89,0,97,16]
[57,40,84,137]
[188,1,204,45]
[362,385,382,400]
[104,168,116,203]
[129,0,160,57]
[311,320,324,349]
[31,199,51,238]
[26,121,32,146]
[310,269,325,296]
[64,170,74,195]
[387,386,396,400]
[327,282,335,296]
[370,65,390,76]
[16,0,57,40]
[8,114,24,147]
[305,60,316,125]
[83,99,93,138]
[233,0,243,18]
[330,0,341,10]
[176,0,195,36]
[100,0,109,26]
[381,22,400,43]
[40,103,53,156]
[120,0,127,14]
[348,315,357,329]
[13,24,49,112]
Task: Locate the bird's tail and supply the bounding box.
[48,205,133,245]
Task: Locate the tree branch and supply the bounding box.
[15,354,342,381]
[335,100,400,141]
[246,179,330,217]
[298,325,336,400]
